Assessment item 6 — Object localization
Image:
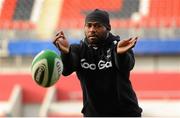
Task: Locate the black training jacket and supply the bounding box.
[61,33,142,117]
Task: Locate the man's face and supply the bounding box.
[84,22,108,45]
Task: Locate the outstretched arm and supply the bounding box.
[114,37,138,71]
[116,37,138,54]
[53,31,74,76]
[53,31,70,54]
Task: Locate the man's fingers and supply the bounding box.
[124,37,132,42]
[56,31,65,39]
[129,37,138,43]
[128,37,138,47]
[130,37,138,48]
[56,32,65,39]
[53,31,70,54]
[55,39,65,50]
[53,31,61,43]
[53,31,66,45]
[56,31,63,36]
[60,31,65,37]
[117,36,139,54]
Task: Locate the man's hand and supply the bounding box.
[53,31,70,54]
[117,37,138,54]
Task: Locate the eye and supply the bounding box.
[85,23,92,28]
[94,23,104,29]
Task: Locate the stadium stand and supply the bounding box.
[1,73,180,102]
[57,0,180,28]
[13,0,34,20]
[0,0,17,23]
[0,0,180,55]
[0,0,35,29]
[0,73,180,116]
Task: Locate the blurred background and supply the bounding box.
[0,0,180,117]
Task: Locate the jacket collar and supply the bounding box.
[83,33,120,48]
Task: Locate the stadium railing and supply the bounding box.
[0,85,22,117]
[39,86,57,117]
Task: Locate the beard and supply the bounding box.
[85,32,109,47]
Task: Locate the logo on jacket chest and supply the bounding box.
[80,49,112,70]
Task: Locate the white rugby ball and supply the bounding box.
[31,49,63,87]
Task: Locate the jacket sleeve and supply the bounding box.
[61,44,80,76]
[113,46,135,71]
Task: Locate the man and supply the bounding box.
[53,9,142,117]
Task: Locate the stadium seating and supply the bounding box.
[0,0,16,22]
[1,72,180,116]
[0,0,180,55]
[1,73,180,102]
[1,0,180,30]
[146,0,180,28]
[0,0,35,29]
[57,0,180,29]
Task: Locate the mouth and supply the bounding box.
[88,37,97,42]
[88,35,97,39]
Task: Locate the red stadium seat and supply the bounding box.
[0,0,36,30]
[147,0,180,28]
[57,0,180,29]
[0,0,17,21]
[57,0,124,29]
